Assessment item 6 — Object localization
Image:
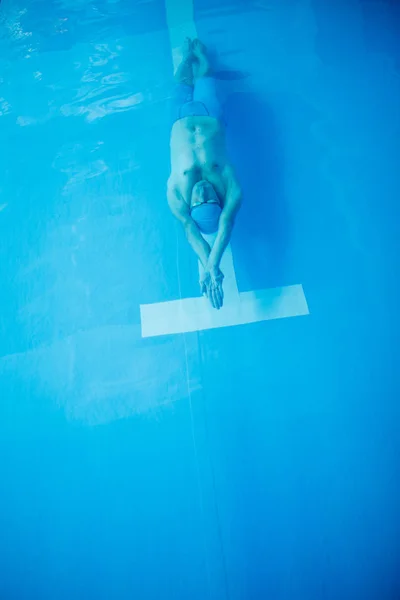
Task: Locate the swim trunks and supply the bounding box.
[171,77,222,124]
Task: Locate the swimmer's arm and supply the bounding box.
[207,165,242,270]
[167,182,211,268]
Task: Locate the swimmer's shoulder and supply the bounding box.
[167,176,187,206]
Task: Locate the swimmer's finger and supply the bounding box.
[202,282,213,307]
[207,283,218,309]
[212,282,223,310]
[217,283,224,309]
[218,281,224,308]
[209,286,217,309]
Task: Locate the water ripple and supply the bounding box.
[61,89,145,122]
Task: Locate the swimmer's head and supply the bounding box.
[190,180,222,234]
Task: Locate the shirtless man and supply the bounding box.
[167,38,242,310]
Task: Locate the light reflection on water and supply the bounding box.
[0,0,170,383]
[0,0,168,205]
[0,1,162,131]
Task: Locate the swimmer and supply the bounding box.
[167,38,242,310]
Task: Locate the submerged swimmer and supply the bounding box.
[167,38,242,310]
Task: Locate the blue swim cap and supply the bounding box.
[191,203,222,234]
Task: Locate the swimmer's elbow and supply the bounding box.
[182,217,199,238]
[219,215,234,236]
[182,215,193,230]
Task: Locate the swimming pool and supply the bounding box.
[0,0,399,598]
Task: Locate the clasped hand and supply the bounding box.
[200,264,224,310]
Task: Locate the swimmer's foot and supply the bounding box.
[192,38,211,78]
[192,38,207,58]
[182,37,193,61]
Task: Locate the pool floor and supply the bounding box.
[0,0,399,598]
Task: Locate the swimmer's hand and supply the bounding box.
[200,266,224,310]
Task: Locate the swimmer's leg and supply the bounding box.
[174,37,194,86]
[192,38,212,79]
[191,39,223,121]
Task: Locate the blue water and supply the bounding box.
[0,0,399,598]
